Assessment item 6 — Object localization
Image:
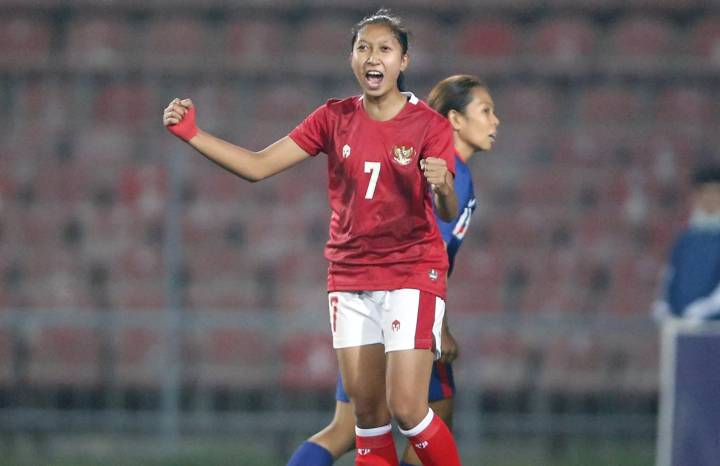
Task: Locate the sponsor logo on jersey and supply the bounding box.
[429,269,438,281]
[392,319,401,332]
[358,448,371,455]
[342,144,351,159]
[415,441,429,449]
[391,145,414,166]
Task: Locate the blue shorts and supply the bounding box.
[335,361,455,403]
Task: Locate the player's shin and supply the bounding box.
[355,424,399,466]
[399,408,461,466]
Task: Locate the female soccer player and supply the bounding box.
[287,75,500,466]
[164,10,462,466]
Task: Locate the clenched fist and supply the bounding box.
[420,157,453,195]
[163,98,198,142]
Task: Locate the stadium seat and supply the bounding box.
[400,16,447,74]
[655,86,716,125]
[687,16,720,65]
[64,15,133,71]
[281,332,336,391]
[141,16,213,71]
[114,326,164,388]
[606,16,677,66]
[27,324,101,387]
[458,331,530,392]
[0,15,52,70]
[290,16,354,75]
[92,81,156,129]
[252,82,321,122]
[223,17,288,73]
[538,334,607,394]
[530,16,598,69]
[0,328,13,386]
[494,84,559,125]
[577,86,646,123]
[456,17,520,58]
[195,325,276,389]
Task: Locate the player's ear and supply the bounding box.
[447,109,464,131]
[400,53,409,72]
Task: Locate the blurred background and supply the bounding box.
[1,0,719,464]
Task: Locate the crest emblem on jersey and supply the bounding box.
[358,449,371,455]
[391,145,414,166]
[429,269,439,281]
[342,144,351,159]
[392,320,401,332]
[415,441,429,449]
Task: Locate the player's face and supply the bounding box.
[455,87,500,153]
[696,183,720,216]
[351,24,408,98]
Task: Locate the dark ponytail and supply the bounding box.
[427,75,488,117]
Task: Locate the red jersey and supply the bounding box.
[289,93,455,299]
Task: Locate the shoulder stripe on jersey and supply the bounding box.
[401,92,419,105]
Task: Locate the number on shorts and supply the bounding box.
[364,161,381,199]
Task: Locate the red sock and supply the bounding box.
[400,409,462,466]
[355,424,399,466]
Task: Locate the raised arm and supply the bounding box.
[422,157,458,221]
[163,98,310,182]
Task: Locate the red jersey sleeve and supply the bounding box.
[421,116,456,175]
[288,103,330,156]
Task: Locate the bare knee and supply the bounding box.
[352,395,390,428]
[387,395,428,430]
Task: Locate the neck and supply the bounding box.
[362,90,406,121]
[454,137,475,163]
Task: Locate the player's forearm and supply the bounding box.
[189,130,266,182]
[434,187,458,222]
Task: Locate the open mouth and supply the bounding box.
[365,70,384,89]
[488,133,498,142]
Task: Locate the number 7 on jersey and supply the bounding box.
[364,161,381,200]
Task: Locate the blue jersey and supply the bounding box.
[436,155,476,274]
[665,227,720,319]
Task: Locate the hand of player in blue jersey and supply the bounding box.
[421,157,453,196]
[163,98,198,142]
[439,321,459,364]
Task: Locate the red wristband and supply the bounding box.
[166,105,198,142]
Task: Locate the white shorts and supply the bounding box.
[328,289,445,359]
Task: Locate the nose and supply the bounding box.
[366,50,380,64]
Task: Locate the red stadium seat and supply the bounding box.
[64,15,133,71]
[401,16,447,74]
[290,16,354,75]
[0,15,52,70]
[494,84,558,125]
[607,16,677,65]
[687,16,720,64]
[655,86,717,125]
[114,326,164,388]
[281,332,336,391]
[92,81,156,128]
[253,82,321,122]
[141,16,212,71]
[577,86,646,123]
[223,17,288,73]
[454,17,520,69]
[0,329,13,386]
[458,331,529,391]
[538,334,607,394]
[195,325,276,389]
[27,324,101,387]
[530,16,598,69]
